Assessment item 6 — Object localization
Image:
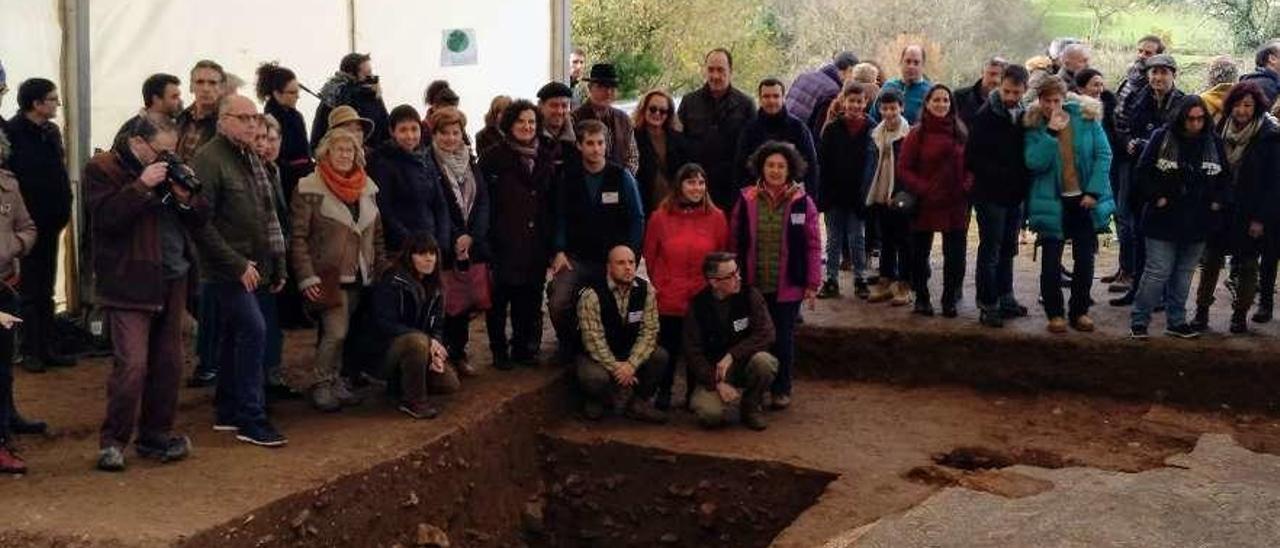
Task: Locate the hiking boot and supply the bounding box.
[817,279,840,299]
[979,308,1004,328]
[333,379,363,407]
[235,420,287,447]
[1231,311,1249,334]
[399,400,440,420]
[1189,308,1211,332]
[1070,315,1095,332]
[625,399,668,424]
[912,300,934,317]
[1129,325,1149,340]
[890,282,912,307]
[853,278,870,300]
[999,299,1029,318]
[1253,302,1273,324]
[311,384,341,413]
[941,301,958,318]
[1164,324,1200,340]
[1047,317,1068,334]
[582,400,605,421]
[867,279,894,303]
[0,445,26,474]
[9,414,47,436]
[770,394,792,411]
[454,357,480,378]
[97,446,126,472]
[741,406,768,431]
[136,435,192,463]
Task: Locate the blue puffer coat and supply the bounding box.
[1023,93,1115,240]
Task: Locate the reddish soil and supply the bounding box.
[532,436,835,547]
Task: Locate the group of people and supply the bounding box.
[2,32,1280,475]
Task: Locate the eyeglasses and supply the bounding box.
[647,106,670,116]
[709,267,740,281]
[43,95,61,105]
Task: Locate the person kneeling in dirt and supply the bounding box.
[348,233,458,420]
[684,252,777,431]
[575,245,669,423]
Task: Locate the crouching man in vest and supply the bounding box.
[575,245,669,423]
[684,252,778,431]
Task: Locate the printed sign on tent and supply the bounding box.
[441,28,478,67]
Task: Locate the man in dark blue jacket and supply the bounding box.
[733,79,819,197]
[1241,41,1280,107]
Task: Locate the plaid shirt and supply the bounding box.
[576,278,659,372]
[176,106,216,162]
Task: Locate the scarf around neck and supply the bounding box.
[866,117,911,206]
[434,142,478,219]
[1156,127,1222,177]
[1221,117,1262,173]
[509,137,539,174]
[318,160,367,204]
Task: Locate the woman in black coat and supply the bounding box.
[367,105,452,254]
[1192,82,1280,333]
[348,233,457,419]
[479,100,556,368]
[633,90,692,215]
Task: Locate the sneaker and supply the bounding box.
[1129,325,1149,340]
[1047,317,1068,334]
[187,370,217,388]
[890,282,912,307]
[999,300,1029,318]
[311,384,341,413]
[333,379,364,407]
[817,279,840,299]
[1070,315,1096,332]
[853,278,870,300]
[770,394,792,411]
[212,420,239,432]
[582,400,605,421]
[1164,324,1200,339]
[97,446,126,472]
[9,414,48,435]
[398,400,440,420]
[136,435,192,463]
[235,421,287,448]
[0,445,27,474]
[625,400,669,424]
[1253,303,1273,324]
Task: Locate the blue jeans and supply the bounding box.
[975,202,1021,308]
[209,282,268,427]
[196,286,280,384]
[823,208,867,280]
[257,291,283,383]
[1132,239,1205,329]
[764,296,801,397]
[195,282,220,377]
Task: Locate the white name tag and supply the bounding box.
[627,310,644,323]
[602,191,621,205]
[790,213,806,225]
[732,317,749,332]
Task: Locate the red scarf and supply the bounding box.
[318,160,367,204]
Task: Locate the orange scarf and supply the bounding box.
[318,160,367,204]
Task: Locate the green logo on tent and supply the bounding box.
[447,30,470,53]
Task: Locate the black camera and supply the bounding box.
[365,75,379,85]
[157,151,203,196]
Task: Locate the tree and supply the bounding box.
[1197,0,1280,51]
[1082,0,1145,41]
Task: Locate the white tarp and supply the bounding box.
[0,1,62,121]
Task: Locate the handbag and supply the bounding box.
[888,190,918,214]
[442,261,492,317]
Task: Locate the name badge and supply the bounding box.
[732,317,749,332]
[627,310,644,323]
[0,203,10,216]
[602,191,621,205]
[790,213,806,225]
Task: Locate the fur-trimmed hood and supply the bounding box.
[1023,92,1104,128]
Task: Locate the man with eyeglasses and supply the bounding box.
[7,77,77,372]
[176,60,226,162]
[683,251,776,431]
[190,94,289,448]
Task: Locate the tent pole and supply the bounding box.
[551,0,571,82]
[348,0,357,52]
[60,0,91,314]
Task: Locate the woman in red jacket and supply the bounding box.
[900,84,972,317]
[642,163,728,409]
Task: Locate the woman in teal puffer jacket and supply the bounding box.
[1024,76,1114,334]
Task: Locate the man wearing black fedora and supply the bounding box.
[571,63,639,175]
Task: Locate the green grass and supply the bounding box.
[1033,0,1231,55]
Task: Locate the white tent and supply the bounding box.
[1,0,571,309]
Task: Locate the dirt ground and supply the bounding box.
[5,240,1280,547]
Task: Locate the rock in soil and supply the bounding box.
[414,522,449,547]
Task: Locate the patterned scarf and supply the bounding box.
[247,152,286,257]
[509,137,539,174]
[866,116,911,206]
[1221,116,1262,175]
[433,142,477,219]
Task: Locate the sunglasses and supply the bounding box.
[710,267,740,281]
[647,106,670,116]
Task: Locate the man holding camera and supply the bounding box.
[85,113,205,471]
[310,53,390,150]
[191,94,289,448]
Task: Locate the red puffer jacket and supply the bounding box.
[899,112,973,232]
[642,200,728,317]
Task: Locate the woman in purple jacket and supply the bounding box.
[729,141,821,410]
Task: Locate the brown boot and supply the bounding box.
[867,279,894,303]
[741,402,768,431]
[890,281,912,307]
[453,357,480,378]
